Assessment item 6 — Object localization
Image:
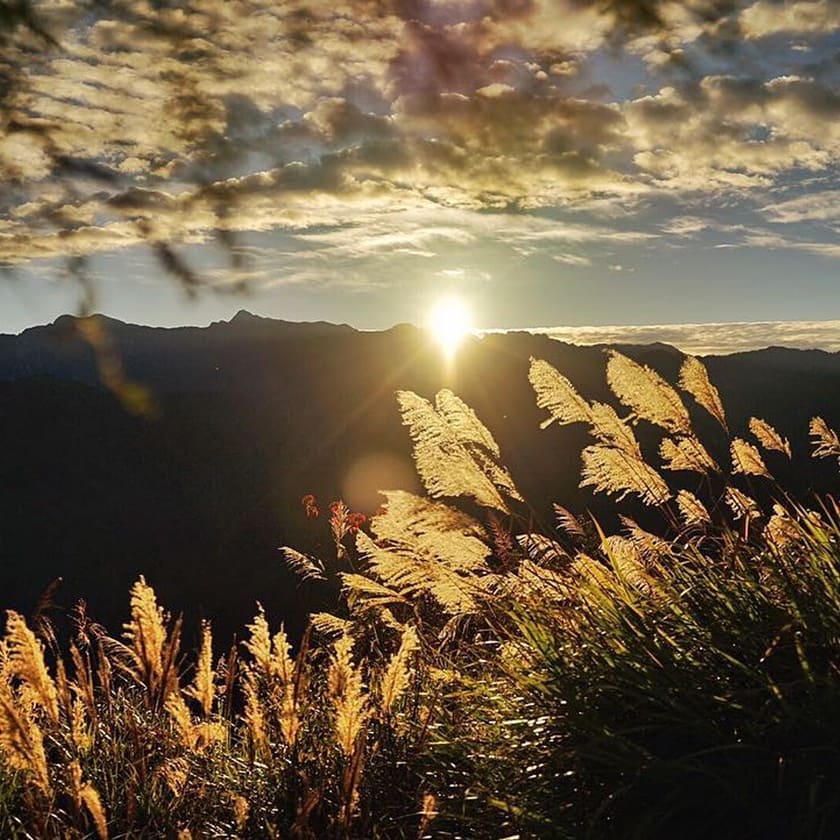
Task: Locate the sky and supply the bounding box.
[1,0,840,340]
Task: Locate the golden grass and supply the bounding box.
[0,351,838,837]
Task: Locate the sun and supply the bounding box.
[426,297,475,358]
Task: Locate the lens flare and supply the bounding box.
[427,297,474,359]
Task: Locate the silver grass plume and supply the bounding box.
[765,504,802,551]
[328,633,369,758]
[676,490,711,528]
[529,358,592,428]
[679,356,727,431]
[512,560,573,602]
[553,504,585,539]
[602,535,652,592]
[725,487,760,520]
[515,533,569,566]
[573,552,615,590]
[310,613,350,638]
[620,516,671,562]
[589,402,641,456]
[749,417,791,458]
[0,688,51,795]
[340,574,409,611]
[397,389,521,512]
[731,438,772,479]
[580,443,671,506]
[810,417,840,465]
[607,351,691,434]
[378,626,419,715]
[280,547,326,583]
[356,491,494,615]
[4,611,59,724]
[660,436,718,474]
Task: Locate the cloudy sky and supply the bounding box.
[1,0,840,338]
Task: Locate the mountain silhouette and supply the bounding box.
[1,313,838,645]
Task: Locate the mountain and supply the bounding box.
[1,312,839,645]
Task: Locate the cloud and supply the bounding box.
[740,0,840,38]
[2,0,840,286]
[622,73,840,193]
[553,253,593,266]
[530,319,840,355]
[762,189,840,223]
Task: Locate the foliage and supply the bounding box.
[1,350,840,837]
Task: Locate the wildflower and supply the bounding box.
[330,499,350,545]
[301,494,319,518]
[347,512,367,533]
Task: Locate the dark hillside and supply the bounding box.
[1,313,838,643]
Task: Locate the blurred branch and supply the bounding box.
[1,0,250,312]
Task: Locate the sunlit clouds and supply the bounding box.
[520,318,840,356]
[1,1,840,330]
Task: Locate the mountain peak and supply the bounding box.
[231,309,265,322]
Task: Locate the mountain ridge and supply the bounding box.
[0,315,838,646]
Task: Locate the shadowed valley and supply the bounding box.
[1,311,839,646]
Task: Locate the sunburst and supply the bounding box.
[427,297,474,359]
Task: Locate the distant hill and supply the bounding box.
[1,312,838,644]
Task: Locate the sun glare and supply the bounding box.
[427,297,475,358]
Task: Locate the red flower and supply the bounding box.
[301,494,319,518]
